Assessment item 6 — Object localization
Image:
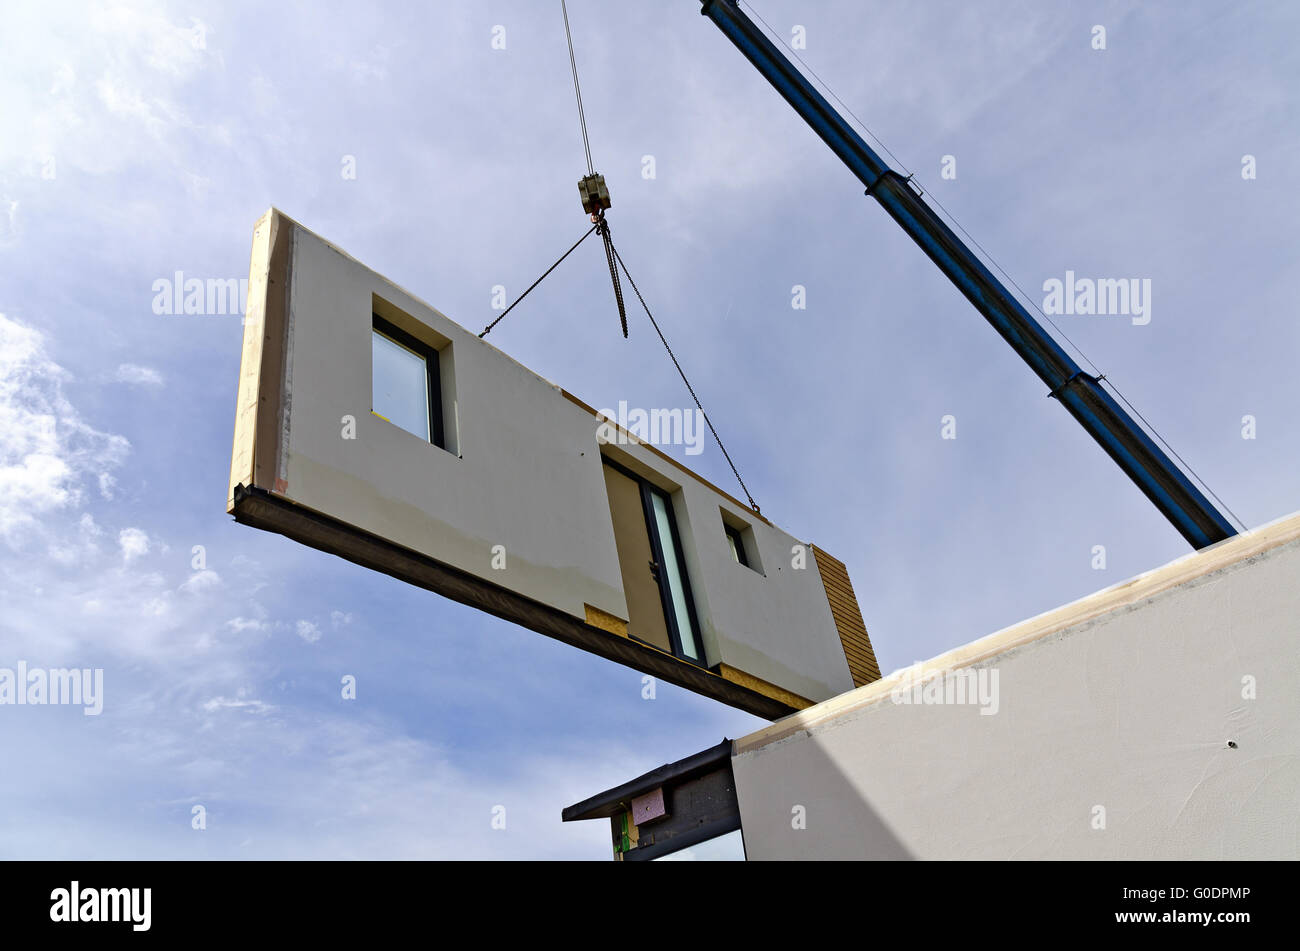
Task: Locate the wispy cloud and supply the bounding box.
[0,315,129,544]
[180,568,221,593]
[113,363,164,386]
[202,695,275,715]
[226,616,270,634]
[1,0,1294,863]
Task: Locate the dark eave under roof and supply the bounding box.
[561,738,733,822]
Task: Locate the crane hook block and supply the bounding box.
[578,173,612,216]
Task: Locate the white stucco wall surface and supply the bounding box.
[732,512,1300,859]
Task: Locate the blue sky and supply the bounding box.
[1,0,1297,859]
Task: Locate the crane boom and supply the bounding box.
[698,0,1236,550]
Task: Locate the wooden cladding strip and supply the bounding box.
[717,664,814,712]
[811,545,881,689]
[841,643,880,667]
[822,578,861,601]
[844,652,881,673]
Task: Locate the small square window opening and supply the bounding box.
[372,314,445,449]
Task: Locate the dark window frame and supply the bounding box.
[603,457,705,667]
[372,313,445,450]
[723,523,750,568]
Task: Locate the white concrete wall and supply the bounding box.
[283,223,628,625]
[271,216,854,701]
[732,514,1300,859]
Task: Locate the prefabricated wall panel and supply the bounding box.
[228,209,868,718]
[731,511,1300,859]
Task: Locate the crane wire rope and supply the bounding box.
[478,224,597,338]
[610,239,761,514]
[562,0,595,177]
[483,2,763,512]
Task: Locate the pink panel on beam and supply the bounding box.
[631,787,667,826]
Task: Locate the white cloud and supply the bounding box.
[0,3,219,189]
[141,594,171,617]
[119,527,150,562]
[1,537,254,665]
[49,62,75,96]
[113,363,164,386]
[226,616,269,634]
[47,512,104,566]
[202,696,275,715]
[296,620,321,644]
[0,0,1286,865]
[343,45,391,84]
[0,684,633,859]
[179,569,221,593]
[330,610,353,629]
[0,198,17,246]
[95,74,169,131]
[0,314,130,543]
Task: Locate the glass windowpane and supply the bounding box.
[373,330,429,441]
[651,492,699,660]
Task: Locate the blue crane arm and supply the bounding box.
[699,0,1236,550]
